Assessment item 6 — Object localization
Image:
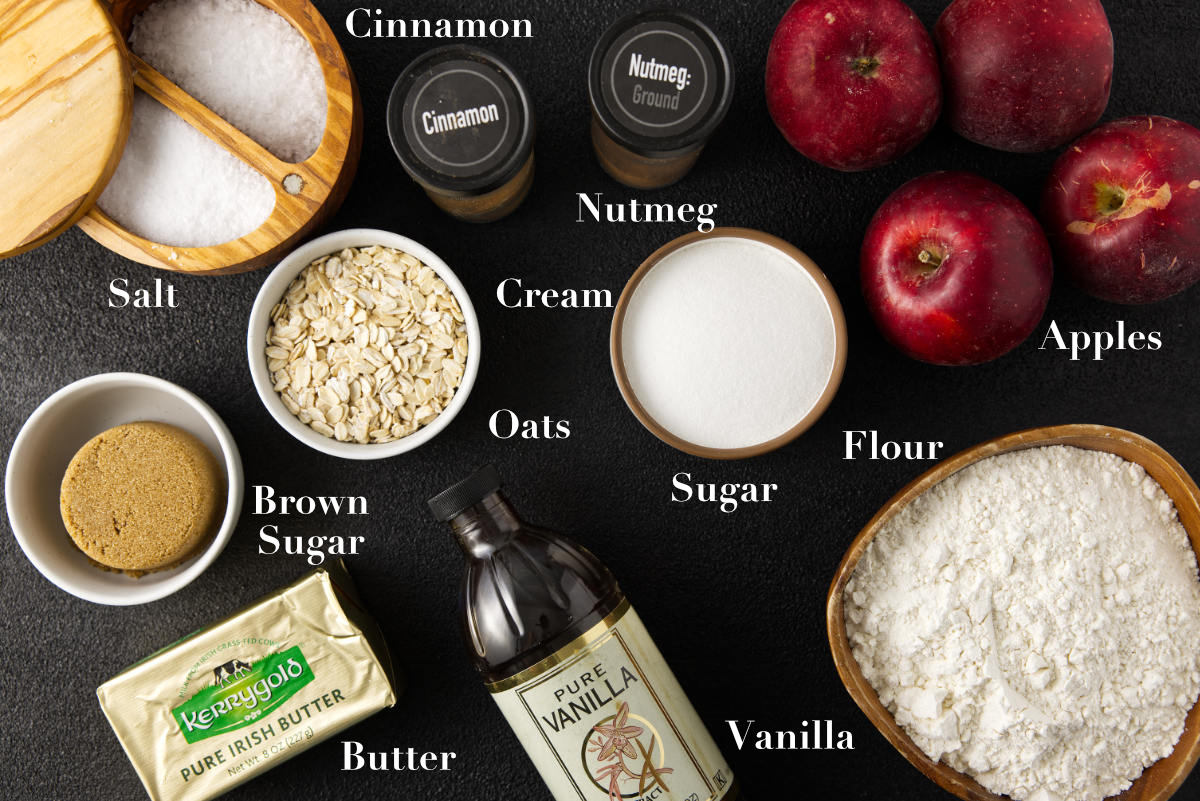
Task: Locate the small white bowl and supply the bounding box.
[6,373,244,605]
[247,228,481,459]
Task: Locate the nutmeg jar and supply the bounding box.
[588,9,734,189]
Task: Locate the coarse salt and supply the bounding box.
[845,446,1200,801]
[98,91,275,247]
[131,0,327,163]
[620,236,837,450]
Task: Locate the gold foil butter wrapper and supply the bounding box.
[96,562,398,801]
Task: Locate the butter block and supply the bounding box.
[97,562,397,801]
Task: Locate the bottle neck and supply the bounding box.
[449,491,521,557]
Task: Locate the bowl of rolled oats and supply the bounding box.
[247,229,480,459]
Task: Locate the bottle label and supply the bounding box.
[599,21,718,138]
[487,599,733,801]
[401,58,520,178]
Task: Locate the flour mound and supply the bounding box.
[845,446,1200,801]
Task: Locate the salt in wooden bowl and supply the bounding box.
[76,0,362,274]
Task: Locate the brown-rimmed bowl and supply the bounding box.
[610,227,848,460]
[827,423,1200,801]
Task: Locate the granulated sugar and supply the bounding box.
[619,236,837,450]
[131,0,326,163]
[98,91,275,247]
[845,446,1200,801]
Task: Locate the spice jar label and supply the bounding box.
[600,21,719,138]
[401,59,521,178]
[488,601,733,801]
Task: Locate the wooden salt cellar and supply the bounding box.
[0,0,361,274]
[0,0,132,258]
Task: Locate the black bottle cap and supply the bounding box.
[588,9,734,159]
[387,45,535,197]
[428,464,503,521]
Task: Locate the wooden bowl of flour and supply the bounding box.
[72,0,361,274]
[827,423,1200,801]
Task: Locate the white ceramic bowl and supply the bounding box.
[247,228,481,459]
[6,373,244,605]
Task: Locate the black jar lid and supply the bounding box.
[588,9,734,159]
[388,46,534,197]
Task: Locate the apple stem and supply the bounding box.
[917,248,944,271]
[852,56,880,78]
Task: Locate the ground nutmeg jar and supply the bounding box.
[588,9,734,189]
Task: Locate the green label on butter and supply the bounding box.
[171,646,314,744]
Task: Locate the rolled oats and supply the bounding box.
[266,245,470,444]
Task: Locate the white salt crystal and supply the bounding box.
[620,237,838,450]
[98,91,275,247]
[131,0,327,163]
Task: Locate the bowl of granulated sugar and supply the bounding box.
[611,228,847,459]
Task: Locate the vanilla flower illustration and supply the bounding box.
[592,702,643,760]
[588,702,674,801]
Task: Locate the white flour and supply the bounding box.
[845,446,1200,801]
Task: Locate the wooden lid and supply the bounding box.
[0,0,132,258]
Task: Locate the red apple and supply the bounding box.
[861,172,1053,365]
[935,0,1113,153]
[765,0,941,171]
[1041,116,1200,304]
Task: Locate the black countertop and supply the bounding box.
[2,1,1199,799]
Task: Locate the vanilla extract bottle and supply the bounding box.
[428,465,740,801]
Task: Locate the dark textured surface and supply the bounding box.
[2,1,1199,799]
